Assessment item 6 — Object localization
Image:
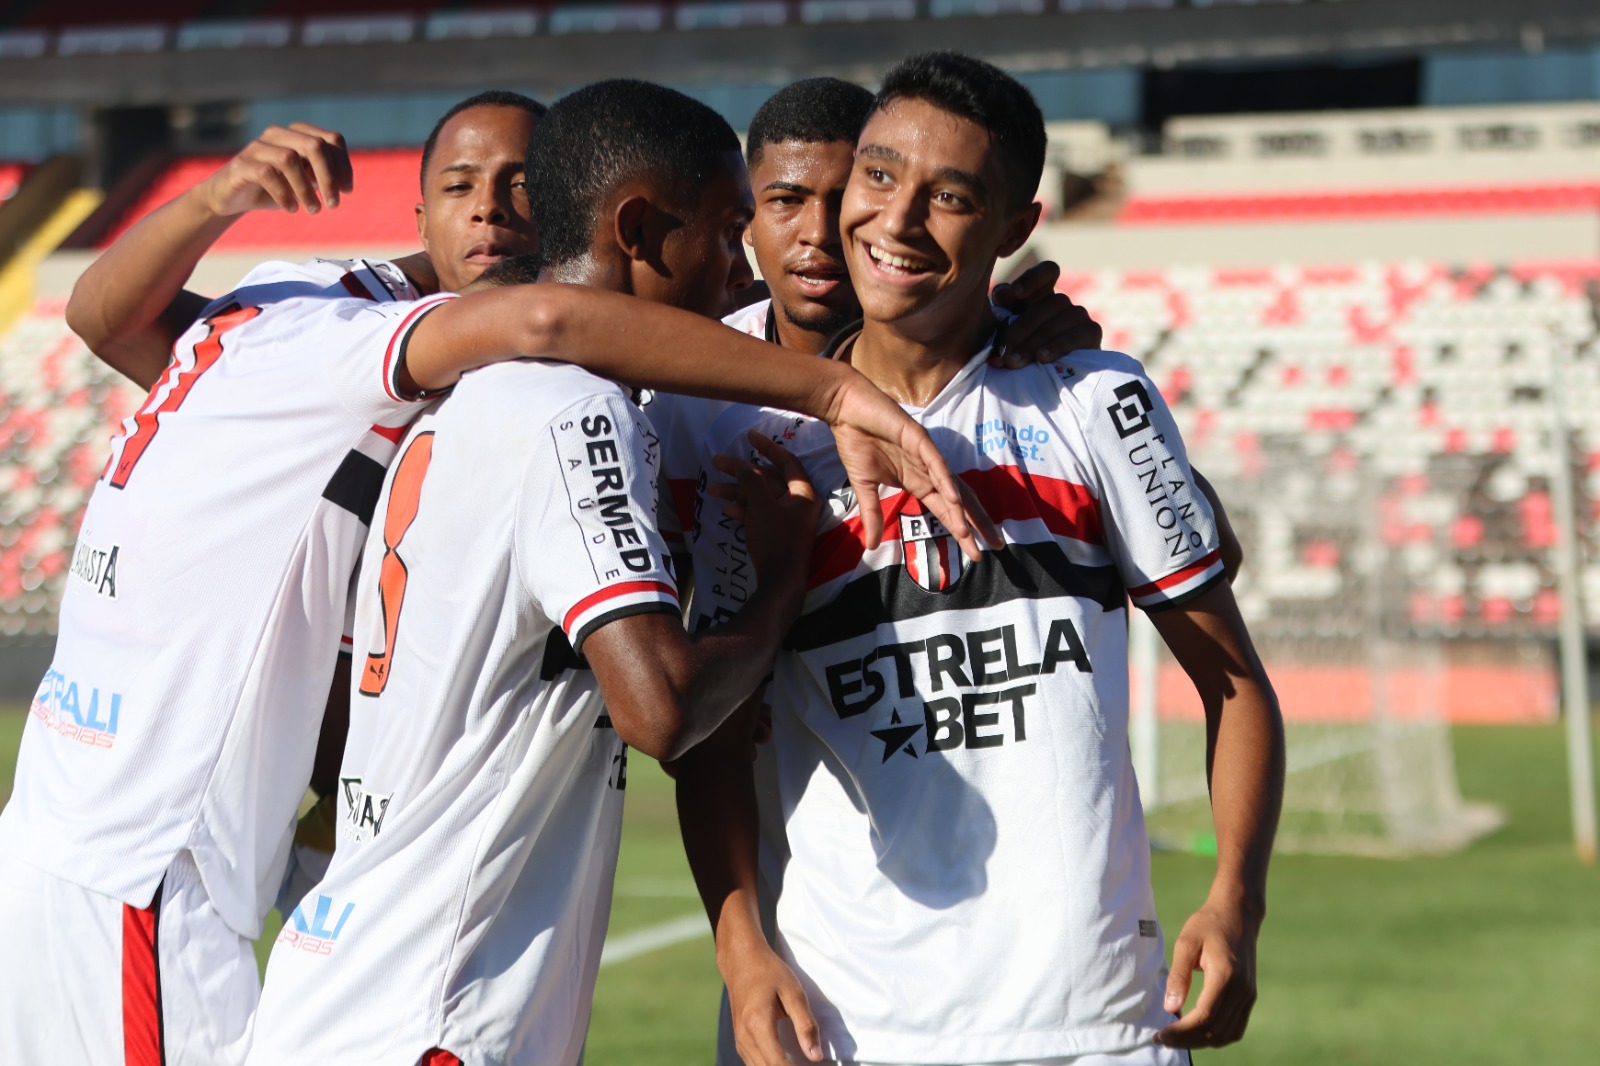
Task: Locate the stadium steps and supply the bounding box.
[0,177,102,336]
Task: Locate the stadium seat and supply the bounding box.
[1061,256,1600,642]
[0,299,140,636]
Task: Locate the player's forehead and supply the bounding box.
[752,137,855,195]
[425,104,536,180]
[856,97,1000,191]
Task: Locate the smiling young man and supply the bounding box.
[681,53,1284,1066]
[649,77,1109,564]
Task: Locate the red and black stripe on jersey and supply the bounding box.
[787,539,1125,653]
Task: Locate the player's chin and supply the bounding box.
[780,294,859,337]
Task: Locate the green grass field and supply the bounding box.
[2,709,1596,1064]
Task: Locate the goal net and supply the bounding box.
[1132,439,1507,856]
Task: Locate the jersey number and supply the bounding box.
[360,432,435,697]
[107,303,261,489]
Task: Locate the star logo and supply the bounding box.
[869,709,923,763]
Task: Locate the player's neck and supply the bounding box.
[393,251,440,296]
[847,297,998,408]
[538,253,616,292]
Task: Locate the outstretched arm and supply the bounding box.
[65,124,354,389]
[403,286,1000,558]
[1148,581,1284,1050]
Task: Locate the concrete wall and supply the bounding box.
[1015,210,1600,273]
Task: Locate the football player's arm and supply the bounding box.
[65,124,353,389]
[401,286,1000,559]
[583,436,819,762]
[1148,582,1284,1050]
[673,698,823,1066]
[1193,468,1244,581]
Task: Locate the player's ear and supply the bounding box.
[997,201,1041,260]
[415,202,428,251]
[613,196,654,262]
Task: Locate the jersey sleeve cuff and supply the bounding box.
[1127,549,1225,612]
[564,580,680,654]
[382,293,459,403]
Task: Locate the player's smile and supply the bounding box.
[857,238,942,285]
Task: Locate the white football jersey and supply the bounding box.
[689,338,1223,1063]
[0,258,442,938]
[248,360,678,1066]
[640,297,773,548]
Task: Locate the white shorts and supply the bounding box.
[0,849,260,1066]
[715,987,1194,1066]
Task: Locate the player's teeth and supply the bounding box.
[868,245,925,271]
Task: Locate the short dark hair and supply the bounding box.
[526,79,742,269]
[746,77,875,168]
[872,52,1045,212]
[419,90,547,192]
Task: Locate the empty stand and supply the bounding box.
[0,298,140,637]
[1068,258,1600,650]
[97,149,423,251]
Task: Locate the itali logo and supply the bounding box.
[277,894,356,956]
[31,669,122,748]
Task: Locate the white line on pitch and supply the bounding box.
[599,913,709,968]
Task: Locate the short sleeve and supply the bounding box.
[1080,360,1225,611]
[513,389,680,654]
[312,293,458,427]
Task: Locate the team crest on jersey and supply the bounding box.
[899,509,963,592]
